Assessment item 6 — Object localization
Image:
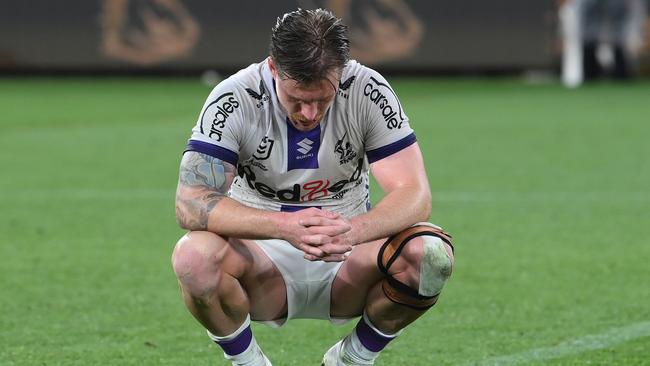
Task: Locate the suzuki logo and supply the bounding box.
[297,138,314,154]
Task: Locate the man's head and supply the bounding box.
[268,8,350,131]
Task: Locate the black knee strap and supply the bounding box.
[377,224,453,310]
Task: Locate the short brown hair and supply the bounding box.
[270,8,350,84]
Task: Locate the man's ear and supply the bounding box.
[268,57,278,78]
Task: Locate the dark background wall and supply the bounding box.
[0,0,558,73]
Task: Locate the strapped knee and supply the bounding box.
[377,223,454,310]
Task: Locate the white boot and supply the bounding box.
[223,337,272,366]
[321,336,375,366]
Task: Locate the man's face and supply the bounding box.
[269,58,339,131]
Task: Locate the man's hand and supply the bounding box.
[299,211,357,262]
[276,208,353,262]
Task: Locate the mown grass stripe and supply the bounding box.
[470,321,650,365]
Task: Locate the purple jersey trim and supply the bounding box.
[214,326,253,356]
[280,204,321,212]
[185,139,239,166]
[286,118,321,171]
[366,133,417,164]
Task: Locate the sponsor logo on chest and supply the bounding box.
[236,158,364,202]
[287,119,320,171]
[297,138,314,157]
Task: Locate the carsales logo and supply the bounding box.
[364,77,405,130]
[200,92,240,141]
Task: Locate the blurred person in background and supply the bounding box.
[560,0,647,87]
[639,0,650,75]
[171,8,454,366]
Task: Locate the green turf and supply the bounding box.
[1,77,649,365]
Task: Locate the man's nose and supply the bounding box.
[300,102,318,121]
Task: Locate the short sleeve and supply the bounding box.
[185,78,246,166]
[356,67,417,164]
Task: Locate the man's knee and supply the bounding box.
[378,223,454,310]
[171,231,229,296]
[416,234,453,296]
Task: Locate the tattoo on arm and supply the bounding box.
[175,152,236,231]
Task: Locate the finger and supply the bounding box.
[300,216,346,228]
[303,253,322,261]
[305,207,323,215]
[297,208,322,224]
[297,243,324,257]
[304,253,347,262]
[304,209,340,219]
[330,235,354,247]
[299,216,329,227]
[318,243,353,255]
[299,217,351,233]
[304,224,351,237]
[300,234,333,246]
[321,254,347,262]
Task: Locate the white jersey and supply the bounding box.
[186,59,416,218]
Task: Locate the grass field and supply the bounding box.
[1,76,649,365]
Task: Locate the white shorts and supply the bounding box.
[253,239,352,327]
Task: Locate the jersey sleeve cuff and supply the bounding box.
[366,133,417,164]
[185,140,239,166]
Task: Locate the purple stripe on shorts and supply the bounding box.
[355,317,395,352]
[215,326,253,356]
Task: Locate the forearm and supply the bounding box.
[176,190,285,239]
[207,197,285,239]
[349,186,431,244]
[175,151,286,239]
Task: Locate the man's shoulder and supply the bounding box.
[337,59,411,136]
[205,60,271,113]
[194,61,270,144]
[228,60,267,89]
[341,60,387,84]
[338,60,391,102]
[339,60,365,91]
[335,60,365,103]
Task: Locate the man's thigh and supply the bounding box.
[330,239,385,318]
[227,237,288,322]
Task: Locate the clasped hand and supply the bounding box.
[280,208,354,262]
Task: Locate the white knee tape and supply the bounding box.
[419,236,453,297]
